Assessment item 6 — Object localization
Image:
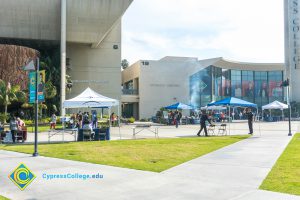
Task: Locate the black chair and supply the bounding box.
[218,124,227,135]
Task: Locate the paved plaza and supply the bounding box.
[0,121,299,200]
[22,120,300,142]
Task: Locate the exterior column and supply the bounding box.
[284,0,291,100]
[60,0,67,116]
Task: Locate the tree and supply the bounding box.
[121,59,129,70]
[0,80,26,115]
[44,81,57,99]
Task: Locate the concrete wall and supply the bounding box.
[122,61,141,83]
[66,20,122,113]
[138,58,195,119]
[0,0,61,40]
[0,0,133,44]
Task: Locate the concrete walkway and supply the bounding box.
[0,129,300,199]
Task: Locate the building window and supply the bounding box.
[222,69,231,97]
[231,70,242,98]
[213,67,222,98]
[268,71,283,102]
[141,61,149,65]
[242,70,254,102]
[254,71,268,106]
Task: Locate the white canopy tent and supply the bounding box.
[262,100,288,120]
[63,87,121,139]
[262,100,288,110]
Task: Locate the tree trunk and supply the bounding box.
[4,103,7,116]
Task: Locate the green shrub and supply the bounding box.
[43,117,51,123]
[128,117,135,123]
[0,113,8,123]
[24,119,33,125]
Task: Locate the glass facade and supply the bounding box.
[268,71,283,102]
[242,71,254,102]
[231,70,242,98]
[189,66,284,107]
[189,67,212,107]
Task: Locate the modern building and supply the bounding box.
[122,56,285,120]
[0,0,133,115]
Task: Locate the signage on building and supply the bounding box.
[288,0,300,69]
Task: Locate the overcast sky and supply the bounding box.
[121,0,284,64]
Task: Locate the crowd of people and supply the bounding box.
[167,110,182,128]
[63,111,99,129]
[162,107,255,136]
[3,115,27,143]
[49,111,118,130]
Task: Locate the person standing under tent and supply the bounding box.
[239,112,243,120]
[92,111,98,128]
[174,111,179,128]
[110,112,116,126]
[244,108,254,135]
[77,111,83,128]
[197,110,211,137]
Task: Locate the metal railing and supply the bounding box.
[122,89,138,95]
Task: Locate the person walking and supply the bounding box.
[197,110,211,137]
[244,108,254,134]
[50,113,57,129]
[10,116,18,143]
[174,111,179,128]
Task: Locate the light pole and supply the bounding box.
[33,57,39,156]
[282,78,292,136]
[23,55,39,156]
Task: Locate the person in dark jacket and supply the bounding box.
[244,108,254,134]
[197,110,211,137]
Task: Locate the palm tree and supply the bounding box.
[45,81,57,99]
[0,79,26,115]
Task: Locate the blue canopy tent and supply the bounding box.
[207,97,259,135]
[207,97,257,107]
[165,102,193,110]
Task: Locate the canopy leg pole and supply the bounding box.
[108,108,111,128]
[228,106,231,135]
[118,105,121,140]
[257,106,261,137]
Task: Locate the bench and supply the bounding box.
[132,124,159,139]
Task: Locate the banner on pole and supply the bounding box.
[28,70,45,103]
[29,72,36,103]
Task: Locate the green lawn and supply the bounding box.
[0,135,248,172]
[0,195,9,200]
[260,133,300,196]
[27,124,63,132]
